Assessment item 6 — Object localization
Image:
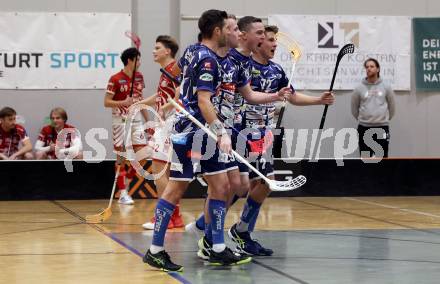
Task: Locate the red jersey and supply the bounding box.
[156,61,177,110]
[37,124,76,158]
[106,70,145,118]
[0,124,29,156]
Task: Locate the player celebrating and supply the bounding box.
[104,47,147,205]
[0,107,33,160]
[35,107,82,160]
[139,35,185,230]
[228,25,335,256]
[187,16,293,260]
[143,9,251,272]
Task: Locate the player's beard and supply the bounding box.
[218,34,227,48]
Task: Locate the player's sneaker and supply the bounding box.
[185,221,204,240]
[197,236,212,260]
[171,213,185,228]
[228,224,274,256]
[208,247,252,266]
[142,217,174,230]
[143,249,183,272]
[118,193,134,205]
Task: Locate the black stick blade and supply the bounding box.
[338,43,355,59]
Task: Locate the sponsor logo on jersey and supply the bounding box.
[200,73,213,81]
[221,82,235,93]
[251,68,261,76]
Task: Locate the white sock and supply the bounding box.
[236,221,249,233]
[150,245,164,254]
[120,189,127,196]
[212,243,226,253]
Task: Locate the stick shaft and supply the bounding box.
[312,51,346,160]
[276,61,296,128]
[166,96,270,183]
[107,165,120,208]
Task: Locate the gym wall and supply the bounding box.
[1,0,440,158]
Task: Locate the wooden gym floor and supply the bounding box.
[1,197,440,283]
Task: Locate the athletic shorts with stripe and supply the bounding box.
[169,131,228,181]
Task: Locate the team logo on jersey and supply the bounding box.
[222,70,234,82]
[251,68,261,76]
[184,50,195,65]
[244,68,250,79]
[200,73,213,81]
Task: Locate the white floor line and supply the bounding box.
[343,197,440,219]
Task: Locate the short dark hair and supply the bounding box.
[50,107,68,122]
[0,107,16,118]
[364,58,381,77]
[197,32,202,43]
[156,35,179,58]
[264,25,279,34]
[120,47,141,66]
[238,16,262,32]
[198,9,228,39]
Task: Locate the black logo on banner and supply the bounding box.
[318,22,359,49]
[318,22,339,48]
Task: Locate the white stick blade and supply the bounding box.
[269,175,307,191]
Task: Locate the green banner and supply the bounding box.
[413,18,440,91]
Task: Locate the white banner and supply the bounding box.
[0,12,131,89]
[269,15,411,90]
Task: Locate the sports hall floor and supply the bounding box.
[2,197,440,284]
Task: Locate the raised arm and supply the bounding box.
[288,91,334,106]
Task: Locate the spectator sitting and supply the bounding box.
[35,107,83,160]
[0,107,34,160]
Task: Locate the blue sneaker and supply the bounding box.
[228,224,273,256]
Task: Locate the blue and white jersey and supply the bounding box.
[243,58,290,128]
[227,48,252,126]
[212,52,239,126]
[177,43,202,78]
[174,44,222,134]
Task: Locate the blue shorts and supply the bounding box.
[169,131,228,181]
